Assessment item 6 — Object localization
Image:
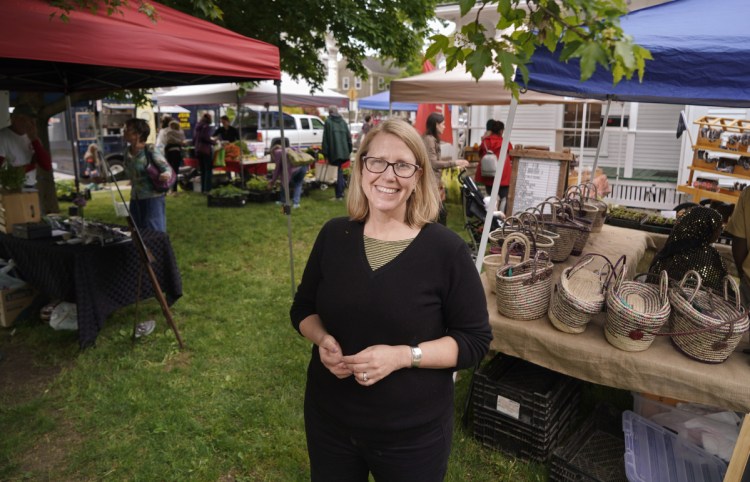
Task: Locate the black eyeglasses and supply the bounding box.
[362,156,421,178]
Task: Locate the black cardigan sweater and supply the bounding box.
[291,217,491,439]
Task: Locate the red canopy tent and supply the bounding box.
[0,0,280,92]
[0,1,301,299]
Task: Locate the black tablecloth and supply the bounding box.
[0,229,183,348]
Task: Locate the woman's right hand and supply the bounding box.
[318,334,352,379]
[455,159,470,169]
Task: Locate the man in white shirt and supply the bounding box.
[0,104,51,187]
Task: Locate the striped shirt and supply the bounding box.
[364,235,415,270]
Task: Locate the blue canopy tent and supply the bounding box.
[525,0,750,107]
[476,0,750,271]
[358,90,418,111]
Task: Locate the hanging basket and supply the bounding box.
[604,268,671,352]
[549,254,621,334]
[495,235,554,321]
[668,271,749,364]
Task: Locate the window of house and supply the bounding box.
[378,77,385,91]
[563,103,602,149]
[342,77,350,90]
[354,77,362,89]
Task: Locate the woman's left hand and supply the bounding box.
[342,345,408,386]
[158,171,171,182]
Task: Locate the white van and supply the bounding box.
[234,108,325,153]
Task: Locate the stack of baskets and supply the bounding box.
[495,232,554,320]
[549,254,621,334]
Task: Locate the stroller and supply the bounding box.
[458,171,502,256]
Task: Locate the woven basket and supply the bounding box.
[496,237,554,321]
[483,232,529,294]
[558,204,593,256]
[565,190,601,226]
[604,268,671,352]
[488,216,525,251]
[580,182,608,233]
[668,271,749,364]
[519,210,571,263]
[548,254,619,334]
[535,201,577,261]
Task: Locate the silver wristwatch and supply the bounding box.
[410,346,422,368]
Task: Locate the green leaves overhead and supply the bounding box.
[427,0,651,98]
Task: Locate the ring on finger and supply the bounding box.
[362,372,369,382]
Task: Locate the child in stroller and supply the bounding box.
[458,170,503,256]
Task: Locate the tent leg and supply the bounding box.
[475,97,517,272]
[276,81,296,298]
[591,99,612,176]
[64,95,81,193]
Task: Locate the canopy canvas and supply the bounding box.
[390,65,592,105]
[525,0,750,107]
[358,91,418,111]
[156,75,348,108]
[0,0,281,93]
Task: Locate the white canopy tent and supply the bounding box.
[390,65,590,105]
[156,74,349,108]
[391,65,602,271]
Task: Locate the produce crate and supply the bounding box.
[471,354,581,462]
[550,404,627,482]
[246,190,275,203]
[207,195,247,207]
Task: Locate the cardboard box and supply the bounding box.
[0,284,36,327]
[0,191,41,234]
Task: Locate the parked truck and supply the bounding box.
[233,108,325,153]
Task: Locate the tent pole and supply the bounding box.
[236,91,244,186]
[577,102,588,186]
[277,80,296,298]
[475,97,517,272]
[64,94,81,194]
[591,99,611,176]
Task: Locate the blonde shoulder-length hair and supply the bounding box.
[347,119,441,227]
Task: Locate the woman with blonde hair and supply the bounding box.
[291,118,491,481]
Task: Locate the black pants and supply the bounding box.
[305,400,452,482]
[197,151,212,193]
[165,144,182,192]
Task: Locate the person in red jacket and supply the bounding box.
[475,120,512,211]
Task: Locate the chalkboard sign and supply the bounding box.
[505,148,574,215]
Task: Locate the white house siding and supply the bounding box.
[631,103,683,174]
[489,104,559,149]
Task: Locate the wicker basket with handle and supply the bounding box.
[604,268,671,352]
[535,201,577,261]
[549,254,621,334]
[495,233,554,321]
[482,232,529,294]
[580,182,608,233]
[668,270,749,364]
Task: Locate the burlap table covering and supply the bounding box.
[487,224,750,412]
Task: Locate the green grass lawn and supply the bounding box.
[0,186,624,481]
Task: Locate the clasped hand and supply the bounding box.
[318,335,404,386]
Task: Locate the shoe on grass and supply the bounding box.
[293,203,300,209]
[134,319,156,338]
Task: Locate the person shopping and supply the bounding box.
[193,113,217,193]
[268,140,307,208]
[291,118,491,481]
[422,112,469,225]
[164,121,186,194]
[122,118,173,233]
[322,105,352,201]
[475,120,513,212]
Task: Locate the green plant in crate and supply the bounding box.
[644,214,676,226]
[56,179,77,201]
[246,176,271,192]
[609,206,646,222]
[208,185,246,198]
[0,162,27,192]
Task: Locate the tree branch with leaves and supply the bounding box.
[426,0,652,97]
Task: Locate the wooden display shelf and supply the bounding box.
[677,184,740,204]
[688,165,750,181]
[692,144,749,156]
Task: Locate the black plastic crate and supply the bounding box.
[473,394,579,462]
[550,404,627,482]
[470,354,582,462]
[472,354,582,428]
